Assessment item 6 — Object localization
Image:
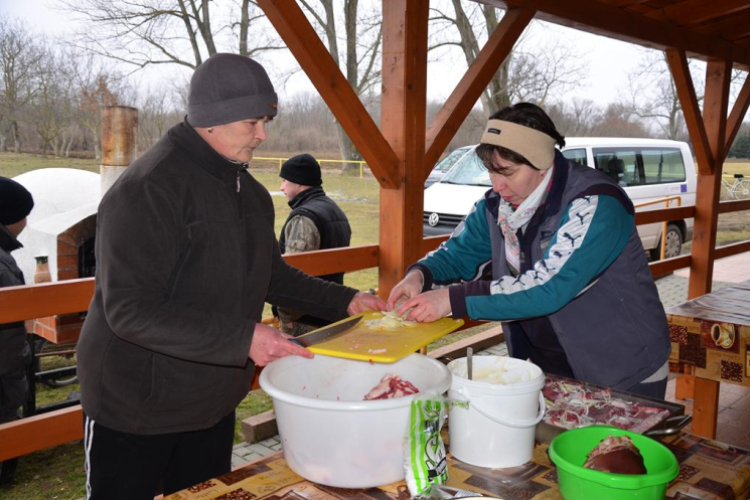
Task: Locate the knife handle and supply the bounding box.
[287,338,305,347]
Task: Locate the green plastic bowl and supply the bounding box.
[549,425,679,500]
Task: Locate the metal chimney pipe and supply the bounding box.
[100,106,138,196]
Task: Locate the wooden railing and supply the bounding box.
[1,200,749,461]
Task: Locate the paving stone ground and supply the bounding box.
[234,254,750,466]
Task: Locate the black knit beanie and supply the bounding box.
[279,154,323,186]
[0,176,34,226]
[187,53,278,127]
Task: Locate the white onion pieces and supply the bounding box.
[365,310,417,330]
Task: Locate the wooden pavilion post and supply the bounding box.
[667,50,732,438]
[378,1,430,297]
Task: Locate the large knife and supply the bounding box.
[287,315,364,348]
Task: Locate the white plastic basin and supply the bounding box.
[259,353,452,488]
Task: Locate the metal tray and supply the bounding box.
[535,374,690,444]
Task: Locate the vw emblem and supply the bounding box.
[428,212,440,227]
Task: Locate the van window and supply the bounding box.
[436,147,471,173]
[440,151,491,187]
[593,149,640,187]
[562,148,587,166]
[641,148,686,184]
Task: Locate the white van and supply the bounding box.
[423,138,696,260]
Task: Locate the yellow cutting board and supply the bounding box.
[305,310,464,363]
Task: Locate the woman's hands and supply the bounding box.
[249,323,313,366]
[396,288,451,323]
[386,271,424,311]
[387,271,452,323]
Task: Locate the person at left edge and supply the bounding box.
[0,176,34,486]
[76,53,385,500]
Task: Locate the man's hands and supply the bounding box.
[347,291,387,315]
[249,323,314,367]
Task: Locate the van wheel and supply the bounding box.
[650,224,683,260]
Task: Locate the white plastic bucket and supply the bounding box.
[447,356,545,468]
[260,353,451,488]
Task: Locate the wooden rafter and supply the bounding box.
[694,10,750,40]
[483,0,750,69]
[645,0,750,26]
[726,72,750,152]
[257,0,400,188]
[597,0,651,8]
[666,49,714,174]
[423,7,534,177]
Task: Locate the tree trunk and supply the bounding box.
[64,134,74,157]
[12,121,20,153]
[239,0,250,55]
[94,133,101,160]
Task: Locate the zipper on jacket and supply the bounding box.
[236,164,249,218]
[236,164,248,193]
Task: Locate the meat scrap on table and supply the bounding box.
[543,377,671,433]
[364,374,419,400]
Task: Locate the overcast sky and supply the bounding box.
[2,0,654,107]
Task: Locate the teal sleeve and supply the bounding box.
[465,195,634,321]
[420,199,493,284]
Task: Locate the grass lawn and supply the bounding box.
[3,152,750,498]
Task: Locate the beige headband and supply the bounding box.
[480,119,556,170]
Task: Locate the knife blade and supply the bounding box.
[287,315,364,348]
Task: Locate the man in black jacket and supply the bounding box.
[0,176,34,485]
[276,154,352,336]
[77,54,384,499]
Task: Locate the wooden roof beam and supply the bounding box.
[482,0,750,69]
[645,0,750,26]
[423,7,534,177]
[694,10,750,40]
[597,0,651,8]
[666,49,714,174]
[258,0,400,188]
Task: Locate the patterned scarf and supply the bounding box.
[497,166,554,275]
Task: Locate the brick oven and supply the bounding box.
[27,215,97,344]
[13,168,100,344]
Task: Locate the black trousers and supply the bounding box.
[83,411,235,499]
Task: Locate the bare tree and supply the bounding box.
[429,1,584,117]
[57,0,284,70]
[0,16,41,152]
[28,46,78,157]
[547,99,601,137]
[137,84,183,151]
[626,51,695,141]
[299,0,382,168]
[68,51,134,159]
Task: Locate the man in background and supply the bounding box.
[0,177,34,485]
[276,154,352,336]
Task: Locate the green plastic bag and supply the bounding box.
[405,397,449,496]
